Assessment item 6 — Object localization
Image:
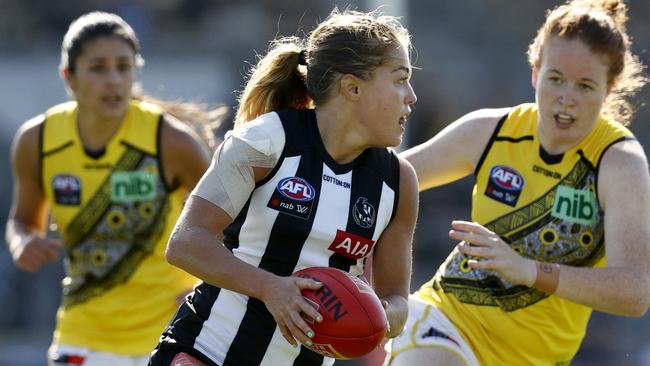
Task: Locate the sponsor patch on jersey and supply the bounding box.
[322,173,351,189]
[328,229,375,260]
[52,174,82,205]
[110,171,157,203]
[352,197,376,228]
[485,165,524,207]
[267,176,316,219]
[551,185,597,225]
[532,164,561,180]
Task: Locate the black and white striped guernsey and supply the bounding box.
[161,109,400,366]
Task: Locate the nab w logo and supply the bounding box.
[110,171,157,203]
[277,177,315,201]
[552,186,597,225]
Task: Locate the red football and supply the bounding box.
[293,266,387,359]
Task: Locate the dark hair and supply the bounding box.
[527,0,647,125]
[60,11,227,149]
[235,8,411,126]
[60,11,143,74]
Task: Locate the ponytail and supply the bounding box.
[235,37,311,127]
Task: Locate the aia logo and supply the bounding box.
[352,197,375,228]
[329,229,375,260]
[277,177,315,201]
[489,165,524,191]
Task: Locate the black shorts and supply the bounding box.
[149,341,217,366]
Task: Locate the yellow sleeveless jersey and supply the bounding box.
[41,100,197,354]
[416,103,633,365]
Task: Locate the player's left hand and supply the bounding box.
[450,220,536,286]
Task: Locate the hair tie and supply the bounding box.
[298,49,308,66]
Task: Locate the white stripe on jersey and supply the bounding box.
[294,164,352,271]
[232,156,300,266]
[373,182,396,243]
[195,289,248,364]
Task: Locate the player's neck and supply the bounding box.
[76,109,124,151]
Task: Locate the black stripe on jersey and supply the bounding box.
[293,345,325,366]
[163,282,222,347]
[494,135,534,143]
[223,148,324,366]
[329,157,384,272]
[157,114,180,192]
[223,199,252,251]
[38,115,46,192]
[474,113,509,176]
[42,141,74,157]
[539,145,564,165]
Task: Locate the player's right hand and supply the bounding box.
[260,275,323,347]
[10,234,63,273]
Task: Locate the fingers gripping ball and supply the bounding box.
[293,267,387,359]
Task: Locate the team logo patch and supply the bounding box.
[551,185,597,225]
[267,176,316,219]
[352,197,376,228]
[485,165,524,207]
[328,229,375,260]
[110,171,157,203]
[52,174,81,205]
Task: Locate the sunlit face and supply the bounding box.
[63,36,136,121]
[533,36,609,153]
[357,43,417,147]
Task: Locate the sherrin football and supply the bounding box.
[293,266,387,359]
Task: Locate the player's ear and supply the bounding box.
[340,74,361,101]
[61,68,76,93]
[531,66,539,90]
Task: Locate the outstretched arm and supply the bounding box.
[401,108,509,191]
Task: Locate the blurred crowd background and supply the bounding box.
[0,1,649,365]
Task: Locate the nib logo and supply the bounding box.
[552,185,597,225]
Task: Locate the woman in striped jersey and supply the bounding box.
[149,8,419,366]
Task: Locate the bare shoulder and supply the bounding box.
[598,139,650,210]
[11,114,45,160]
[159,113,212,190]
[397,155,417,186]
[396,155,418,210]
[600,138,648,173]
[160,114,209,152]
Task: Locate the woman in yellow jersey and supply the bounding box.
[5,12,223,366]
[385,1,649,365]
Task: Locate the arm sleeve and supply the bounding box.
[192,112,285,219]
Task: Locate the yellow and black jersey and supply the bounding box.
[40,100,196,354]
[416,103,633,365]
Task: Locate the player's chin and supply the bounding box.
[390,135,404,148]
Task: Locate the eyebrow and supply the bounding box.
[87,55,133,61]
[392,65,411,76]
[547,68,599,85]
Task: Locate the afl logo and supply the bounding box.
[489,165,524,191]
[277,177,315,201]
